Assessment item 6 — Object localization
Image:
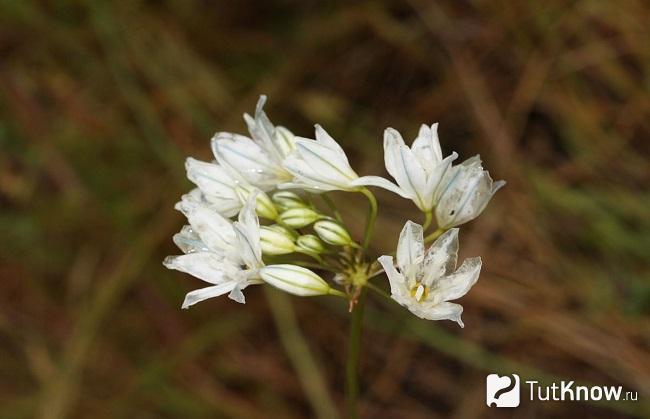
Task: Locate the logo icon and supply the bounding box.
[486,374,520,407]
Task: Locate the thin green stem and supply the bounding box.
[328,288,348,298]
[422,211,433,231]
[266,289,339,419]
[424,227,446,244]
[346,290,366,419]
[294,261,337,273]
[359,188,378,251]
[296,250,325,264]
[365,282,392,302]
[321,193,344,223]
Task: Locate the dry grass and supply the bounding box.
[1,1,649,418]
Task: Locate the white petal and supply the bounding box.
[462,154,483,168]
[411,123,442,166]
[422,228,459,285]
[383,128,407,187]
[163,252,233,284]
[492,180,507,194]
[277,181,334,193]
[383,128,427,210]
[434,257,481,303]
[185,159,242,217]
[228,283,247,304]
[314,124,347,156]
[182,282,236,309]
[396,221,424,283]
[424,152,458,209]
[182,202,238,256]
[349,176,411,198]
[294,138,357,184]
[409,301,465,327]
[377,255,408,298]
[435,165,503,228]
[274,126,296,158]
[244,95,286,163]
[234,193,262,268]
[282,152,350,191]
[176,189,240,222]
[211,132,284,188]
[173,225,209,254]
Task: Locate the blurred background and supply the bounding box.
[1,1,649,418]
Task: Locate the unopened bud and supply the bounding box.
[260,226,296,255]
[314,220,353,246]
[272,191,306,210]
[259,264,336,297]
[236,186,278,220]
[279,207,321,228]
[296,234,326,254]
[267,224,298,240]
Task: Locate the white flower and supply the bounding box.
[377,221,481,327]
[185,157,277,219]
[211,95,295,190]
[259,264,335,297]
[163,194,264,308]
[380,124,458,212]
[281,124,405,194]
[435,156,505,229]
[184,157,244,218]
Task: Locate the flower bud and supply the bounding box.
[260,226,296,255]
[255,191,278,220]
[314,220,353,246]
[296,234,326,255]
[259,264,332,296]
[235,186,278,220]
[267,224,298,240]
[272,191,306,210]
[279,207,321,228]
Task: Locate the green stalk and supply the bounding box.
[359,188,378,250]
[321,193,344,223]
[266,289,339,419]
[424,227,445,244]
[422,211,433,231]
[346,290,366,419]
[365,282,392,302]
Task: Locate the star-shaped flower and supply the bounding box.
[281,124,404,194]
[377,221,482,327]
[211,95,295,190]
[164,194,264,308]
[380,124,458,212]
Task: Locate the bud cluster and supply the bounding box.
[261,191,357,259]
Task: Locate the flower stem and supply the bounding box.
[424,227,445,244]
[321,193,344,223]
[360,188,377,251]
[422,211,433,231]
[266,289,339,419]
[346,290,366,419]
[365,281,392,302]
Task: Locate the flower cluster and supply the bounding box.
[164,95,504,327]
